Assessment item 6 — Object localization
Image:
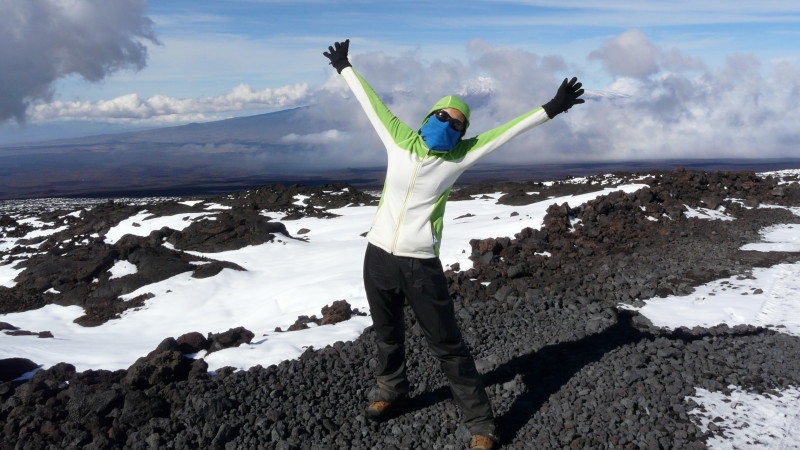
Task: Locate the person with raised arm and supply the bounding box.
[324,39,584,450]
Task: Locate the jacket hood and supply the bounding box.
[421,95,471,129]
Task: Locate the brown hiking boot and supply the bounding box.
[365,400,394,421]
[470,434,496,450]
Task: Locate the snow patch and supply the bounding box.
[293,194,310,206]
[15,218,68,240]
[0,261,23,288]
[741,224,800,252]
[684,205,735,221]
[757,204,800,217]
[108,260,138,279]
[104,211,213,244]
[204,203,232,210]
[688,385,800,449]
[630,263,800,337]
[759,168,800,185]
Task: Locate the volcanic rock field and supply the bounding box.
[2,168,800,449]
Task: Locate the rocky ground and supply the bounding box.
[0,183,374,326]
[1,169,800,449]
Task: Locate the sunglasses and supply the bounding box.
[432,109,467,133]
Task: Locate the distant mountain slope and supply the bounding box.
[2,107,311,150]
[0,107,365,199]
[2,103,800,200]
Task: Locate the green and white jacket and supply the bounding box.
[342,66,550,259]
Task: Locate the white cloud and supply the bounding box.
[179,143,263,153]
[280,130,350,145]
[589,29,660,79]
[0,0,157,123]
[568,44,800,160]
[29,83,311,122]
[589,29,708,80]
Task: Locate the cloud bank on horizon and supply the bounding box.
[1,0,799,165]
[288,31,800,166]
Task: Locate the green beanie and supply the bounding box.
[422,95,471,128]
[427,95,470,120]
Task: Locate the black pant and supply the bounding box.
[363,243,495,435]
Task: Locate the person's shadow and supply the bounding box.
[400,309,650,446]
[487,310,649,445]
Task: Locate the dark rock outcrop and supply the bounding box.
[176,332,210,354]
[321,300,355,325]
[166,212,289,253]
[124,340,193,389]
[206,327,255,354]
[0,358,39,382]
[278,300,366,331]
[217,183,377,218]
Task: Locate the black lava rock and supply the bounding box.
[0,358,39,382]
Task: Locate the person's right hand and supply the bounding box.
[542,77,585,119]
[323,39,352,74]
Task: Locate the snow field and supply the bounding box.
[626,263,800,336]
[0,184,646,373]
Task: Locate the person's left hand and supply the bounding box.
[542,77,585,119]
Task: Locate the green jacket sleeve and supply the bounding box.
[340,66,419,152]
[451,106,550,167]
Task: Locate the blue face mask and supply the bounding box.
[420,115,461,152]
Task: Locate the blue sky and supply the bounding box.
[1,0,799,162]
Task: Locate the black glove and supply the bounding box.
[323,39,352,74]
[542,77,585,119]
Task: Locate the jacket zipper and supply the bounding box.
[390,151,428,253]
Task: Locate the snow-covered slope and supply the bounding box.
[0,183,648,373]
